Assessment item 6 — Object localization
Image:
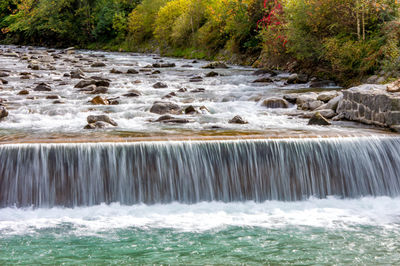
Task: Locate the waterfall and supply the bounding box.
[1,137,400,207]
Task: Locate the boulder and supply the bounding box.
[317,91,338,102]
[0,72,9,78]
[87,115,118,126]
[91,62,106,67]
[110,68,123,74]
[18,90,29,95]
[189,76,203,82]
[317,109,336,119]
[308,112,331,126]
[202,61,229,69]
[152,70,161,74]
[123,89,141,97]
[296,93,318,106]
[150,101,181,115]
[283,94,298,104]
[46,95,60,100]
[162,92,177,99]
[84,121,107,130]
[262,98,290,108]
[70,69,85,79]
[153,82,168,89]
[229,115,248,124]
[0,106,8,120]
[387,79,400,93]
[286,73,308,84]
[205,71,219,77]
[75,79,96,88]
[184,105,198,114]
[90,96,109,105]
[33,83,52,91]
[301,100,325,111]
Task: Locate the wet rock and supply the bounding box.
[152,70,161,74]
[301,100,325,111]
[139,68,152,72]
[0,78,8,85]
[29,64,40,70]
[79,84,97,92]
[200,106,210,114]
[75,80,96,88]
[161,63,176,68]
[181,64,193,68]
[53,100,65,104]
[202,61,229,69]
[262,98,290,108]
[286,73,308,84]
[283,94,298,104]
[91,62,106,67]
[184,105,198,114]
[317,109,336,119]
[127,69,139,74]
[308,112,331,126]
[155,115,190,123]
[0,72,9,78]
[18,90,29,95]
[317,91,338,102]
[310,80,336,88]
[253,77,273,83]
[205,71,219,77]
[123,89,141,97]
[46,95,60,100]
[252,69,275,76]
[387,79,400,93]
[87,115,118,126]
[110,68,123,74]
[84,121,107,129]
[153,82,168,89]
[33,83,52,91]
[163,92,177,99]
[229,115,248,124]
[20,75,30,80]
[189,76,203,82]
[3,52,19,57]
[70,69,85,79]
[296,93,318,106]
[90,96,109,105]
[150,101,181,115]
[0,106,8,120]
[191,88,205,93]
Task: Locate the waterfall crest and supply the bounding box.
[1,137,400,207]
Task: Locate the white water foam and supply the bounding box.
[1,197,400,236]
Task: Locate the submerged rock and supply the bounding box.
[155,115,190,124]
[229,115,248,124]
[308,112,331,126]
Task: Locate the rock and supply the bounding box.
[229,115,248,124]
[253,77,273,83]
[200,106,210,114]
[181,64,193,68]
[332,113,345,121]
[317,91,338,102]
[262,98,290,108]
[53,100,65,104]
[0,106,8,120]
[309,80,336,88]
[95,80,110,87]
[178,88,188,93]
[34,83,52,91]
[326,94,343,111]
[377,76,386,84]
[30,64,40,70]
[252,69,275,76]
[127,69,139,74]
[152,70,161,74]
[366,75,379,84]
[87,115,118,126]
[46,95,60,100]
[139,68,152,72]
[205,71,219,77]
[286,73,308,84]
[0,72,9,78]
[90,96,109,105]
[387,79,400,93]
[91,62,106,67]
[3,52,19,57]
[191,88,205,93]
[301,100,325,111]
[123,90,141,97]
[161,63,176,68]
[110,68,123,74]
[202,61,229,69]
[0,78,8,85]
[153,82,168,89]
[155,115,190,123]
[150,101,181,115]
[184,105,198,114]
[71,69,85,79]
[79,84,97,92]
[296,93,318,106]
[18,90,29,95]
[189,76,203,82]
[84,121,107,130]
[308,112,331,126]
[283,94,298,104]
[317,109,336,119]
[75,80,96,88]
[162,92,177,99]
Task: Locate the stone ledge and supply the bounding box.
[337,83,400,131]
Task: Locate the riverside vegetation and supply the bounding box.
[0,0,399,85]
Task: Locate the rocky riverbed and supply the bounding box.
[0,45,393,143]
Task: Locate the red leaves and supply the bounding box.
[258,0,287,48]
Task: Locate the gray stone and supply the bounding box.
[308,112,331,126]
[0,106,8,120]
[153,82,168,89]
[34,83,51,91]
[202,62,229,69]
[229,115,248,124]
[150,101,181,115]
[262,98,290,108]
[87,115,117,126]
